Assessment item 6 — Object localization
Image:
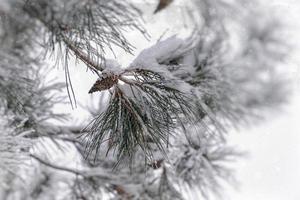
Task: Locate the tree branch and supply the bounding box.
[30,154,85,176]
[62,37,104,73]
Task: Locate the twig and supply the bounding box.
[62,37,104,74]
[30,154,85,176]
[30,154,119,182]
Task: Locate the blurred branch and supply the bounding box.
[30,154,84,176]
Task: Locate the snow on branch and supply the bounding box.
[82,66,198,163]
[0,0,291,199]
[23,0,147,71]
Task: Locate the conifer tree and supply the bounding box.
[0,0,289,199]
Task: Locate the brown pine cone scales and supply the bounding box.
[154,0,173,14]
[88,75,119,93]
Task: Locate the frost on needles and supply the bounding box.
[0,0,290,199]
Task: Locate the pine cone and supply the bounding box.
[88,75,118,93]
[154,0,173,14]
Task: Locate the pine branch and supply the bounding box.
[62,37,104,73]
[81,68,197,164]
[30,154,84,176]
[21,0,148,106]
[0,1,291,199]
[23,0,147,73]
[30,153,121,182]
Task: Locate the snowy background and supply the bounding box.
[227,1,300,199]
[48,1,300,199]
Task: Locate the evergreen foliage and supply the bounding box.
[0,0,290,199]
